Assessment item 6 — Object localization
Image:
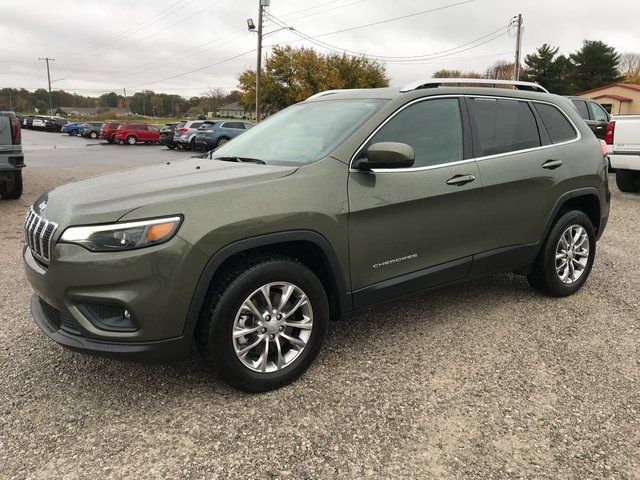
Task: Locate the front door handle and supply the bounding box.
[446,174,476,186]
[542,159,563,170]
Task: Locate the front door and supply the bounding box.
[348,97,481,307]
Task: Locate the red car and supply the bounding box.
[99,122,121,143]
[115,123,160,145]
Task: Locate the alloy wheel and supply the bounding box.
[232,282,313,373]
[555,224,590,284]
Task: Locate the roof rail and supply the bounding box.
[306,89,361,100]
[400,78,549,94]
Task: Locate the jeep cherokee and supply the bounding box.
[23,79,610,392]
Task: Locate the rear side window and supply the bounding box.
[571,99,590,120]
[534,103,577,144]
[191,122,203,129]
[469,98,541,156]
[369,98,463,168]
[176,121,187,129]
[589,102,609,122]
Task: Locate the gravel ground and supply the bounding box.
[1,134,639,479]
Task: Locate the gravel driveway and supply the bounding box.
[1,146,638,478]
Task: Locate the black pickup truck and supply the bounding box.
[0,111,24,199]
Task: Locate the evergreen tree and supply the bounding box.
[570,40,621,92]
[524,44,572,94]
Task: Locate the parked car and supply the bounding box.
[31,116,48,130]
[62,122,82,135]
[173,120,204,149]
[99,122,121,143]
[0,111,24,199]
[22,116,34,129]
[22,79,610,392]
[81,122,104,139]
[159,122,181,149]
[115,122,160,145]
[47,116,68,132]
[606,115,640,192]
[567,97,610,140]
[194,120,254,150]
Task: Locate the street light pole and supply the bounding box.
[38,57,55,114]
[255,0,268,123]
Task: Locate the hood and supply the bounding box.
[37,158,297,227]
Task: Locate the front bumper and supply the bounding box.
[23,235,209,362]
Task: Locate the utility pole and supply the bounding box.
[255,0,268,123]
[38,57,55,114]
[8,90,13,111]
[123,88,130,119]
[513,14,523,81]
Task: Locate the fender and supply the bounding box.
[186,230,353,324]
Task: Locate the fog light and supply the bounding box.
[77,304,138,332]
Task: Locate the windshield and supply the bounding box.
[212,99,386,165]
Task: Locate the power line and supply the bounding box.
[282,0,371,22]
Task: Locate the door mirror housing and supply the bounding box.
[353,142,415,170]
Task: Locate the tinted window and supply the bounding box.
[176,121,187,129]
[571,99,590,120]
[534,103,577,144]
[589,102,609,122]
[369,98,463,168]
[190,122,203,129]
[469,98,541,156]
[223,122,244,129]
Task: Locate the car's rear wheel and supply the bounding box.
[527,210,596,297]
[0,171,23,200]
[89,131,98,139]
[196,256,329,393]
[126,135,136,145]
[216,137,230,148]
[616,169,640,193]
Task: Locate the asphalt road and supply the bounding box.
[1,130,639,479]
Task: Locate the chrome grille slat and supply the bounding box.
[23,207,58,264]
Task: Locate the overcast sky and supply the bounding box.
[2,0,639,97]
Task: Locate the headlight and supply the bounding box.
[59,216,182,252]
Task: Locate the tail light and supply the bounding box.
[10,116,21,145]
[604,121,615,145]
[179,128,188,134]
[599,140,608,157]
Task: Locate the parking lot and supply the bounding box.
[1,129,639,479]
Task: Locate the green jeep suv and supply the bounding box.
[23,79,610,392]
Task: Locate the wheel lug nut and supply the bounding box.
[269,334,274,339]
[260,328,267,334]
[265,315,271,321]
[278,326,284,331]
[276,314,282,320]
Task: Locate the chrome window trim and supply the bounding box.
[348,94,582,174]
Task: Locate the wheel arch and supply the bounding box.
[187,230,352,324]
[542,187,603,242]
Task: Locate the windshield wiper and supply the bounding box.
[213,156,266,164]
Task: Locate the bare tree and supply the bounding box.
[485,60,517,80]
[619,52,640,76]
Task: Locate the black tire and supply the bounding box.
[0,171,23,200]
[126,135,136,145]
[90,131,98,139]
[190,138,198,151]
[196,256,329,393]
[216,137,230,148]
[616,169,640,193]
[527,210,596,297]
[167,145,176,150]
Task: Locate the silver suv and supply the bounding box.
[0,111,24,199]
[173,120,205,150]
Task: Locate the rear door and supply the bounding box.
[470,97,572,271]
[348,97,481,305]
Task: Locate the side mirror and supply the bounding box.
[353,142,415,170]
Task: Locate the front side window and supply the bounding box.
[469,98,541,156]
[368,98,463,168]
[534,103,577,144]
[589,102,609,122]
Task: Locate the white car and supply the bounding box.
[608,115,640,192]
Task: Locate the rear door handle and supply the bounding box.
[446,174,476,186]
[542,159,563,170]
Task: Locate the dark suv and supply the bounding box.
[23,79,610,392]
[194,120,254,150]
[567,96,610,140]
[0,111,24,199]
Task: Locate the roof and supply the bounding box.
[216,102,250,112]
[592,94,633,102]
[576,83,640,96]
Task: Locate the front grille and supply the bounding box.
[24,207,58,264]
[39,298,80,334]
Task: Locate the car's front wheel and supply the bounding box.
[527,210,596,297]
[196,256,329,393]
[89,131,98,139]
[126,135,136,145]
